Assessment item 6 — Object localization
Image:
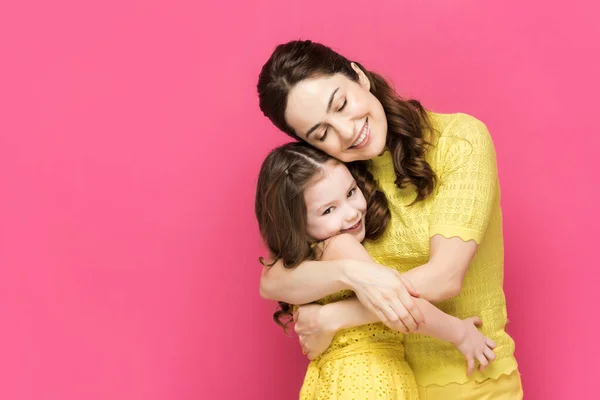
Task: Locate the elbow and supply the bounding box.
[445,280,463,300]
[259,278,275,300]
[433,261,469,301]
[259,266,302,304]
[259,270,288,301]
[425,271,464,302]
[438,276,465,301]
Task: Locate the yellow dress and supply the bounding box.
[299,112,520,399]
[299,288,418,399]
[364,112,519,388]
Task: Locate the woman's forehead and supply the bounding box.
[285,74,351,130]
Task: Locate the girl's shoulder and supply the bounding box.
[315,233,364,261]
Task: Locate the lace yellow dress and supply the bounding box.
[299,288,418,400]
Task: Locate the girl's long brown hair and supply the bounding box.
[255,142,390,331]
[257,40,437,202]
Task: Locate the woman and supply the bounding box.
[257,40,522,398]
[255,142,496,399]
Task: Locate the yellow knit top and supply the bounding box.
[364,112,518,386]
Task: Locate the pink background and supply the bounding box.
[1,1,598,399]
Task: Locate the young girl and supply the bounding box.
[255,142,495,399]
[257,40,522,398]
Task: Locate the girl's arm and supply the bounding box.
[295,233,495,374]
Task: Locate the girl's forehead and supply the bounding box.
[304,163,353,201]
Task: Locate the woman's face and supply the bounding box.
[303,161,367,243]
[284,65,388,163]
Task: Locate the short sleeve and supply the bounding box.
[429,115,499,244]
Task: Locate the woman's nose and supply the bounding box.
[330,117,355,144]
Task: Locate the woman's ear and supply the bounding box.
[351,62,371,91]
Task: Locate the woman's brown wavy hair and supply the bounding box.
[255,142,390,331]
[257,40,437,202]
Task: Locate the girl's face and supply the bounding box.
[303,161,367,243]
[284,65,388,163]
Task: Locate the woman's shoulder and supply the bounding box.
[427,111,491,142]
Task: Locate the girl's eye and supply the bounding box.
[348,188,356,197]
[322,207,333,215]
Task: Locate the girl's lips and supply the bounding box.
[344,219,363,232]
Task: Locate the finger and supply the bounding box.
[484,347,496,362]
[307,352,316,361]
[366,296,409,332]
[464,316,482,327]
[466,356,475,376]
[394,320,409,333]
[299,340,308,354]
[382,318,407,333]
[398,273,419,297]
[394,321,409,334]
[397,276,425,324]
[301,343,310,355]
[383,319,409,333]
[294,322,309,335]
[293,310,299,322]
[362,295,392,323]
[396,283,424,324]
[390,299,417,332]
[477,353,489,371]
[298,335,305,347]
[485,338,497,350]
[373,295,400,323]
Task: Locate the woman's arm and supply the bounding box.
[259,258,351,304]
[260,235,476,306]
[262,117,499,309]
[260,256,423,331]
[401,235,477,302]
[295,234,496,373]
[315,234,470,341]
[399,116,501,302]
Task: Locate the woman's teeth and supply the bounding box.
[351,119,369,148]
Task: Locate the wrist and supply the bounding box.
[319,303,343,333]
[339,259,359,290]
[449,318,467,346]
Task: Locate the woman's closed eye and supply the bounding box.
[317,99,347,142]
[319,129,328,142]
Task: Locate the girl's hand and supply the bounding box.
[293,304,336,360]
[452,316,497,375]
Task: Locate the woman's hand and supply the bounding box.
[293,304,336,360]
[342,260,424,332]
[452,317,497,375]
